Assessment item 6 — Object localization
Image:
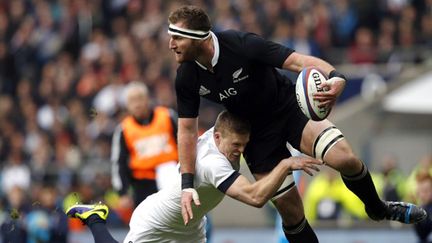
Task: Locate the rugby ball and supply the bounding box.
[295,67,330,121]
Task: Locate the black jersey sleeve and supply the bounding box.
[111,125,131,196]
[174,63,201,118]
[233,31,294,68]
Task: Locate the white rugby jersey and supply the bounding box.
[124,127,240,243]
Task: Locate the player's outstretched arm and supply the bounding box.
[225,156,322,208]
[178,117,200,225]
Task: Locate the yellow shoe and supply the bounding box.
[66,204,109,221]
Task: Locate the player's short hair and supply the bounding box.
[168,5,211,32]
[214,110,250,136]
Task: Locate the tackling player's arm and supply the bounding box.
[224,156,322,208]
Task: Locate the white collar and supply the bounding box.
[195,31,219,70]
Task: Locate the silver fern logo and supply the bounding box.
[232,68,243,79]
[233,68,248,83]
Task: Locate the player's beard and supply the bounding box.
[181,40,203,62]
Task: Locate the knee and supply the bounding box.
[325,142,363,174]
[339,147,358,165]
[341,152,362,174]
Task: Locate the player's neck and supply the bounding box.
[196,36,215,72]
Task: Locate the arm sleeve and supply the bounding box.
[175,63,201,118]
[201,155,239,193]
[168,108,178,142]
[111,125,131,195]
[237,31,294,68]
[217,171,240,193]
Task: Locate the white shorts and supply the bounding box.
[124,228,206,243]
[123,196,207,243]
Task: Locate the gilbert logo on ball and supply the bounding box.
[295,67,330,121]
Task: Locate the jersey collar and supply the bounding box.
[195,31,219,70]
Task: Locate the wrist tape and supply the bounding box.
[329,70,346,80]
[181,173,194,189]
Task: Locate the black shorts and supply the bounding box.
[243,84,309,174]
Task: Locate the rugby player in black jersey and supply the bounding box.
[168,5,427,243]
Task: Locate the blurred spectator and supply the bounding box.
[419,14,432,47]
[1,149,31,195]
[0,186,30,243]
[376,17,397,63]
[271,19,292,46]
[212,0,241,31]
[26,185,69,243]
[347,27,377,64]
[303,168,383,224]
[380,0,410,18]
[330,0,358,47]
[28,133,54,184]
[92,75,124,117]
[389,14,421,63]
[32,0,63,65]
[111,82,178,210]
[405,154,432,203]
[380,155,406,202]
[311,1,332,50]
[26,210,51,243]
[0,40,17,94]
[414,171,432,243]
[286,16,321,57]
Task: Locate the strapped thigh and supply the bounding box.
[312,126,344,161]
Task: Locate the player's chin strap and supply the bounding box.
[313,126,344,161]
[271,173,296,201]
[168,24,211,40]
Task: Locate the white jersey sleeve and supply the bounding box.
[199,154,239,188]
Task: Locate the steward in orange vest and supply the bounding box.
[111,82,178,208]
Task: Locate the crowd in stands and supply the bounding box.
[0,0,432,242]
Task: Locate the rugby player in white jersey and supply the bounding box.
[66,110,322,243]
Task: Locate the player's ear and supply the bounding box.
[213,131,221,145]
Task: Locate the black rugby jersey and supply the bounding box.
[175,30,294,121]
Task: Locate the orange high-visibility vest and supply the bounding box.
[121,106,178,180]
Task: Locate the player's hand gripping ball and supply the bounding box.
[295,67,331,121]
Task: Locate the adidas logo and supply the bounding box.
[199,85,211,96]
[232,68,243,79]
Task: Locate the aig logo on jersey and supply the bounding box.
[232,68,249,83]
[219,88,237,101]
